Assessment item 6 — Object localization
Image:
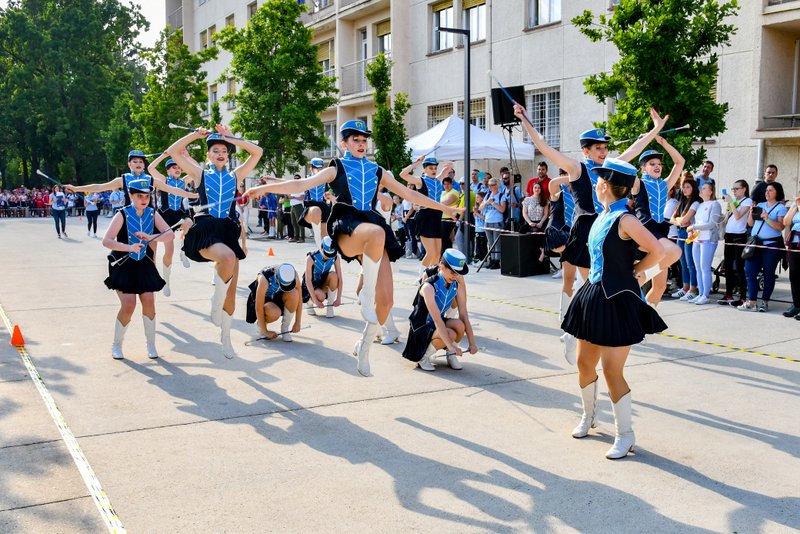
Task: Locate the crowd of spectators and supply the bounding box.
[0,186,119,218]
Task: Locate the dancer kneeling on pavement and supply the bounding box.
[403,249,478,371]
[246,263,303,342]
[166,124,263,360]
[103,178,174,360]
[303,236,342,318]
[244,120,462,377]
[561,159,667,459]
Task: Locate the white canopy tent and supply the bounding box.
[406,115,537,161]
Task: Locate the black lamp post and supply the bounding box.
[438,25,471,258]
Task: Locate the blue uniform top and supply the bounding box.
[305,181,327,203]
[420,175,444,204]
[560,184,575,227]
[634,174,670,224]
[582,160,604,214]
[408,271,459,331]
[588,198,641,299]
[329,152,382,211]
[571,162,601,218]
[122,172,154,207]
[308,250,336,283]
[159,176,186,212]
[197,167,238,219]
[122,205,155,261]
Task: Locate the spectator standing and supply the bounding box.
[718,180,752,306]
[109,187,124,214]
[289,174,305,243]
[670,178,700,300]
[85,192,100,237]
[473,191,487,263]
[75,192,85,217]
[750,164,779,205]
[687,183,723,304]
[782,195,800,319]
[480,177,506,269]
[469,169,485,196]
[500,168,522,230]
[66,192,76,217]
[740,183,787,312]
[521,182,549,234]
[266,192,278,238]
[401,183,418,258]
[527,161,551,197]
[440,177,460,251]
[49,185,68,238]
[695,160,715,189]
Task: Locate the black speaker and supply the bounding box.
[491,85,525,125]
[500,233,550,277]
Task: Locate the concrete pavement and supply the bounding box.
[0,216,798,532]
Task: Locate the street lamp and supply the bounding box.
[438,25,471,258]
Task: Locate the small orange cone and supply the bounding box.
[10,325,25,347]
[79,216,83,221]
[268,247,275,256]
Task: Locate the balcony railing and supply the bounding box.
[300,0,335,25]
[340,55,388,97]
[340,0,369,8]
[322,67,336,79]
[167,6,183,29]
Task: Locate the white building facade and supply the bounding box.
[168,0,800,195]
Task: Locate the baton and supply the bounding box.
[168,123,260,145]
[36,169,62,186]
[245,325,311,345]
[488,70,535,128]
[109,220,184,267]
[618,124,691,144]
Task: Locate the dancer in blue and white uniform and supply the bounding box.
[102,178,175,361]
[302,236,342,318]
[299,157,332,248]
[561,159,667,459]
[513,103,668,364]
[246,263,303,343]
[166,124,263,359]
[245,120,462,377]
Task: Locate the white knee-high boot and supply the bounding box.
[606,391,635,459]
[380,312,400,345]
[281,311,294,342]
[417,344,436,371]
[143,315,158,359]
[559,291,572,323]
[326,289,336,318]
[572,377,598,438]
[111,319,128,360]
[221,311,236,359]
[162,264,172,297]
[353,322,380,377]
[311,222,322,249]
[359,256,381,324]
[211,272,231,327]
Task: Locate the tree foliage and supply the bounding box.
[0,0,147,185]
[131,27,217,164]
[365,53,411,179]
[215,0,338,176]
[572,0,740,170]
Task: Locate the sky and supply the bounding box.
[0,0,166,49]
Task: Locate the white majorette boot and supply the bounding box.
[380,312,400,345]
[143,315,159,359]
[221,311,236,359]
[180,249,190,268]
[210,271,231,327]
[417,344,436,371]
[572,377,598,438]
[162,264,172,297]
[559,291,572,323]
[311,222,322,249]
[606,391,635,459]
[326,289,336,318]
[561,332,577,365]
[359,255,381,324]
[353,322,380,377]
[281,311,294,342]
[111,319,128,360]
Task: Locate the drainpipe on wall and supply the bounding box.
[756,138,764,182]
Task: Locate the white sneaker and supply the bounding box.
[738,301,758,312]
[680,291,697,302]
[671,288,687,299]
[87,231,91,237]
[180,251,190,268]
[551,269,562,279]
[417,353,436,371]
[694,295,709,305]
[446,353,463,370]
[93,233,98,238]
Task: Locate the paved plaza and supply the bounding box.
[0,216,798,533]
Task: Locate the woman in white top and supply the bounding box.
[718,180,752,306]
[521,182,549,234]
[669,177,701,300]
[687,183,724,304]
[49,185,68,238]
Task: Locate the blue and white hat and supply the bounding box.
[579,128,612,148]
[422,157,439,167]
[276,263,297,291]
[165,158,178,170]
[206,133,236,154]
[340,119,372,137]
[638,150,663,165]
[128,149,147,162]
[594,158,638,188]
[127,177,153,194]
[442,248,469,275]
[320,236,336,257]
[310,157,325,169]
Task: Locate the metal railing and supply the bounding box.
[300,0,335,25]
[167,6,183,29]
[340,0,369,8]
[340,56,388,97]
[322,67,336,79]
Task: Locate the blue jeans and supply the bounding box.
[677,228,697,287]
[692,241,718,297]
[52,209,66,235]
[745,241,782,301]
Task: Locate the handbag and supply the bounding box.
[741,203,780,260]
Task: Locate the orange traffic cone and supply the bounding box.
[79,216,83,221]
[10,325,25,347]
[268,247,275,256]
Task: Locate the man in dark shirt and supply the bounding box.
[751,164,780,204]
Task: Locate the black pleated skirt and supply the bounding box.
[299,201,331,229]
[414,208,443,239]
[183,215,246,263]
[561,214,597,268]
[326,203,403,263]
[561,281,667,347]
[402,322,436,362]
[158,208,190,228]
[245,279,286,324]
[544,224,570,254]
[104,254,165,294]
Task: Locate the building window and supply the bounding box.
[247,2,258,20]
[457,98,487,130]
[317,40,335,77]
[322,121,338,157]
[225,14,235,28]
[432,1,454,52]
[210,84,218,105]
[463,0,486,42]
[208,25,216,46]
[376,20,391,54]
[524,87,560,149]
[428,103,454,129]
[226,79,237,110]
[529,0,561,28]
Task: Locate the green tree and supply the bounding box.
[365,53,411,179]
[208,100,222,130]
[103,95,137,172]
[216,0,338,176]
[132,27,217,160]
[572,0,739,169]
